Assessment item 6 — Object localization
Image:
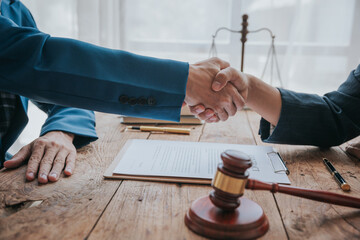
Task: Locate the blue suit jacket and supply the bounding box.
[0,0,100,163]
[259,64,360,147]
[0,0,189,162]
[0,0,189,122]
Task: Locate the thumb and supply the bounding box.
[212,67,234,92]
[3,144,32,168]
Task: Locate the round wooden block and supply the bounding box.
[185,196,269,240]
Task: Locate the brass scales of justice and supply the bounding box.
[184,15,360,240]
[209,14,283,87]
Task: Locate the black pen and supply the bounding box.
[323,158,350,191]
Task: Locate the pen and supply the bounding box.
[323,158,350,191]
[126,126,191,135]
[276,152,290,175]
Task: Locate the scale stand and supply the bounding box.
[209,14,283,87]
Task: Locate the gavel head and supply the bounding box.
[185,149,269,239]
[210,149,252,211]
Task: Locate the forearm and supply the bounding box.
[246,74,282,126]
[257,66,360,147]
[0,16,188,121]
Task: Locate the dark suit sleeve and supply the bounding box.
[259,65,360,147]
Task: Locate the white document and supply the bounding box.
[113,139,290,184]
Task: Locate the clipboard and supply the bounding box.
[267,151,290,175]
[104,139,290,184]
[104,140,211,184]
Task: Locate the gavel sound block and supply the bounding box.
[185,150,269,239]
[185,150,360,240]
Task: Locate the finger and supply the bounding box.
[209,57,230,69]
[206,115,220,123]
[64,151,76,176]
[26,141,46,181]
[346,146,360,159]
[215,108,229,122]
[212,67,235,91]
[38,146,59,184]
[48,149,68,182]
[3,145,32,169]
[224,102,237,117]
[232,94,246,110]
[189,105,206,115]
[228,84,246,110]
[197,109,216,120]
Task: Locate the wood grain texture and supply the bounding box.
[201,111,288,240]
[2,110,358,240]
[89,111,287,240]
[0,113,148,240]
[246,110,360,240]
[88,122,206,240]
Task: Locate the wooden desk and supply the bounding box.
[1,111,360,240]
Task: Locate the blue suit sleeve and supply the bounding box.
[259,65,360,147]
[4,2,98,149]
[0,15,189,122]
[32,101,97,149]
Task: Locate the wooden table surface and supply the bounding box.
[1,110,360,240]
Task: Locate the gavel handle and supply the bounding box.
[246,179,360,209]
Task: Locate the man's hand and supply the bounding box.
[189,67,250,122]
[346,142,360,159]
[185,58,246,121]
[4,131,76,183]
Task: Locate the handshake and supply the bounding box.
[185,57,251,123]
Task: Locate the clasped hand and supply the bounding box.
[185,57,249,122]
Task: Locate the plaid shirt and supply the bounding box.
[0,3,18,139]
[0,92,17,138]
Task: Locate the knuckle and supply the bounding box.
[197,113,208,120]
[29,155,41,164]
[226,97,233,105]
[217,72,226,81]
[189,106,196,113]
[220,96,232,106]
[214,106,223,114]
[50,141,60,148]
[35,139,47,147]
[211,57,220,63]
[43,157,54,165]
[20,145,28,152]
[54,157,64,165]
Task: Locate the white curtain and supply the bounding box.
[9,0,360,152]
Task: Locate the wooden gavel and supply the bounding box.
[185,150,360,240]
[211,150,360,210]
